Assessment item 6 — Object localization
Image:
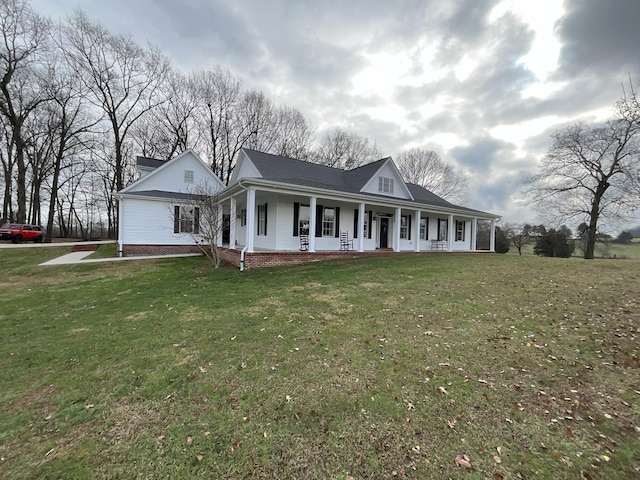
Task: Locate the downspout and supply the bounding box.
[240,245,247,272]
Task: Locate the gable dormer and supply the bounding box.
[359,158,414,200]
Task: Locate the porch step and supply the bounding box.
[72,243,100,252]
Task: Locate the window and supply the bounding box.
[378,176,394,194]
[400,215,411,240]
[184,170,194,183]
[174,206,200,234]
[438,218,448,241]
[257,204,267,236]
[240,208,247,227]
[456,220,466,241]
[299,205,310,235]
[420,217,428,240]
[322,207,335,237]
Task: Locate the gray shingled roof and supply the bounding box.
[120,190,206,201]
[244,149,451,202]
[136,156,166,169]
[242,149,495,217]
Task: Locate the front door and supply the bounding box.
[379,217,389,248]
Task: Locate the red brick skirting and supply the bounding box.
[218,247,399,270]
[122,244,203,256]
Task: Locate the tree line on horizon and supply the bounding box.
[0,0,467,241]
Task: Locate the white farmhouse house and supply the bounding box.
[113,149,224,257]
[114,148,500,268]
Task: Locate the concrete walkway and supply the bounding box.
[40,251,201,266]
[1,239,202,265]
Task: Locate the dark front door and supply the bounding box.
[379,217,389,248]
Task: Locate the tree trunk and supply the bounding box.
[584,186,607,259]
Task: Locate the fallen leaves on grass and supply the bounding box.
[455,452,472,469]
[438,386,448,395]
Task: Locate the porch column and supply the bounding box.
[117,197,124,256]
[394,207,401,252]
[216,205,223,247]
[490,219,496,252]
[229,196,236,249]
[472,218,478,251]
[447,214,454,252]
[246,188,256,252]
[357,202,365,252]
[413,210,421,252]
[309,196,317,252]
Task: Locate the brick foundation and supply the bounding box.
[218,247,402,270]
[122,244,203,256]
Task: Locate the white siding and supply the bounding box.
[360,162,412,200]
[120,197,198,245]
[127,151,222,194]
[230,151,262,182]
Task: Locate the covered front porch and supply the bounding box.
[217,185,497,266]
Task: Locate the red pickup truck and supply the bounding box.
[0,223,45,243]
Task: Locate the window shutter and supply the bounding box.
[408,214,411,241]
[293,202,299,236]
[353,209,358,238]
[315,205,323,237]
[368,211,373,239]
[174,206,180,233]
[264,203,268,236]
[194,207,200,234]
[425,217,429,240]
[335,207,340,238]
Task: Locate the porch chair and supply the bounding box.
[299,234,309,251]
[340,231,354,251]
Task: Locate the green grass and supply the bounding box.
[1,247,639,479]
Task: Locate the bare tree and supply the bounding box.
[503,222,533,256]
[396,147,469,204]
[270,106,315,160]
[0,0,51,223]
[176,180,224,268]
[526,82,640,259]
[61,10,170,235]
[312,127,381,169]
[134,68,199,160]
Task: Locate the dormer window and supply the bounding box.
[378,176,394,194]
[184,170,194,183]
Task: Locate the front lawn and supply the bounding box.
[0,248,638,479]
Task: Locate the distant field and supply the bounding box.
[508,240,640,259]
[0,248,638,479]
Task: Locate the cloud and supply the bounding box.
[556,0,640,78]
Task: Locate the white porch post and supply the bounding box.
[246,188,256,252]
[309,196,317,252]
[117,197,124,256]
[413,210,421,252]
[394,207,401,252]
[447,214,454,252]
[216,206,223,247]
[229,196,236,249]
[472,218,478,251]
[357,202,365,252]
[490,219,496,252]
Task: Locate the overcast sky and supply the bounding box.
[31,0,640,229]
